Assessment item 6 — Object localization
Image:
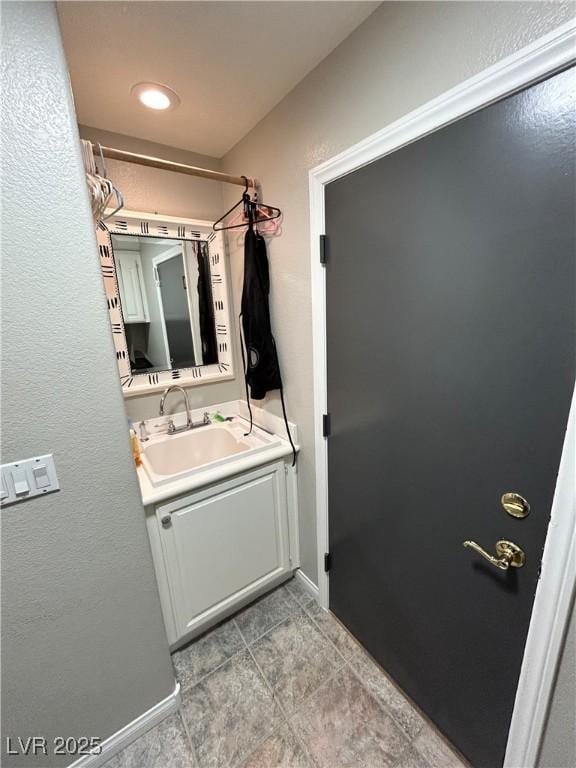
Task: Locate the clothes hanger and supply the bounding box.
[81,141,124,221]
[213,178,282,232]
[224,202,282,237]
[102,176,124,220]
[212,177,251,231]
[247,196,282,229]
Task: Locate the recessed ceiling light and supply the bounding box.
[131,82,180,112]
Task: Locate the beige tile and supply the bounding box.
[293,666,409,768]
[102,713,194,768]
[284,576,315,608]
[181,650,282,768]
[349,646,426,739]
[239,723,312,768]
[172,618,244,690]
[252,611,343,714]
[413,724,467,768]
[235,585,299,644]
[393,744,434,768]
[304,600,361,660]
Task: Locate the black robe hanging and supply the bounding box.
[240,224,282,400]
[196,241,218,365]
[239,219,297,466]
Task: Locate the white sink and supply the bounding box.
[140,420,280,487]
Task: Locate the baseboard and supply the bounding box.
[69,681,181,768]
[294,568,320,601]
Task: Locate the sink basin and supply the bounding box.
[140,420,280,487]
[144,427,250,475]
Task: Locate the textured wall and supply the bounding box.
[77,126,242,421]
[1,4,175,765]
[221,0,575,584]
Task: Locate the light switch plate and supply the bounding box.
[0,455,59,507]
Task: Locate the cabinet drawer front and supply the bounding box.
[158,463,289,636]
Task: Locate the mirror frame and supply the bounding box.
[97,209,234,397]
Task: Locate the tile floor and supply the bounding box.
[104,579,467,768]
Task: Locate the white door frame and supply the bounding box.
[309,20,576,768]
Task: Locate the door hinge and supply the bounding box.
[319,234,328,265]
[324,552,332,572]
[322,413,331,438]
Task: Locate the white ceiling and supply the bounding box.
[58,1,379,158]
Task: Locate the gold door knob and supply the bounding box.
[463,539,526,570]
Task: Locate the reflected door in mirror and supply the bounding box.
[111,234,218,374]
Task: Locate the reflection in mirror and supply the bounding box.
[111,234,217,374]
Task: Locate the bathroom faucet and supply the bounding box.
[158,386,210,434]
[159,386,193,434]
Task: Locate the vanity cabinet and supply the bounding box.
[115,250,150,323]
[147,461,294,646]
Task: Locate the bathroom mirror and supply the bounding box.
[98,211,233,396]
[110,234,217,372]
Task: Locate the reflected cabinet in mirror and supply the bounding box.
[97,211,233,395]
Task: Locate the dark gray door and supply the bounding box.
[157,253,195,368]
[325,67,575,768]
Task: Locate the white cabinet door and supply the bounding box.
[115,250,149,323]
[157,462,290,639]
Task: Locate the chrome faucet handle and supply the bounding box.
[167,419,176,434]
[203,412,211,425]
[138,420,149,442]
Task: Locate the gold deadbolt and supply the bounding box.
[501,492,530,519]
